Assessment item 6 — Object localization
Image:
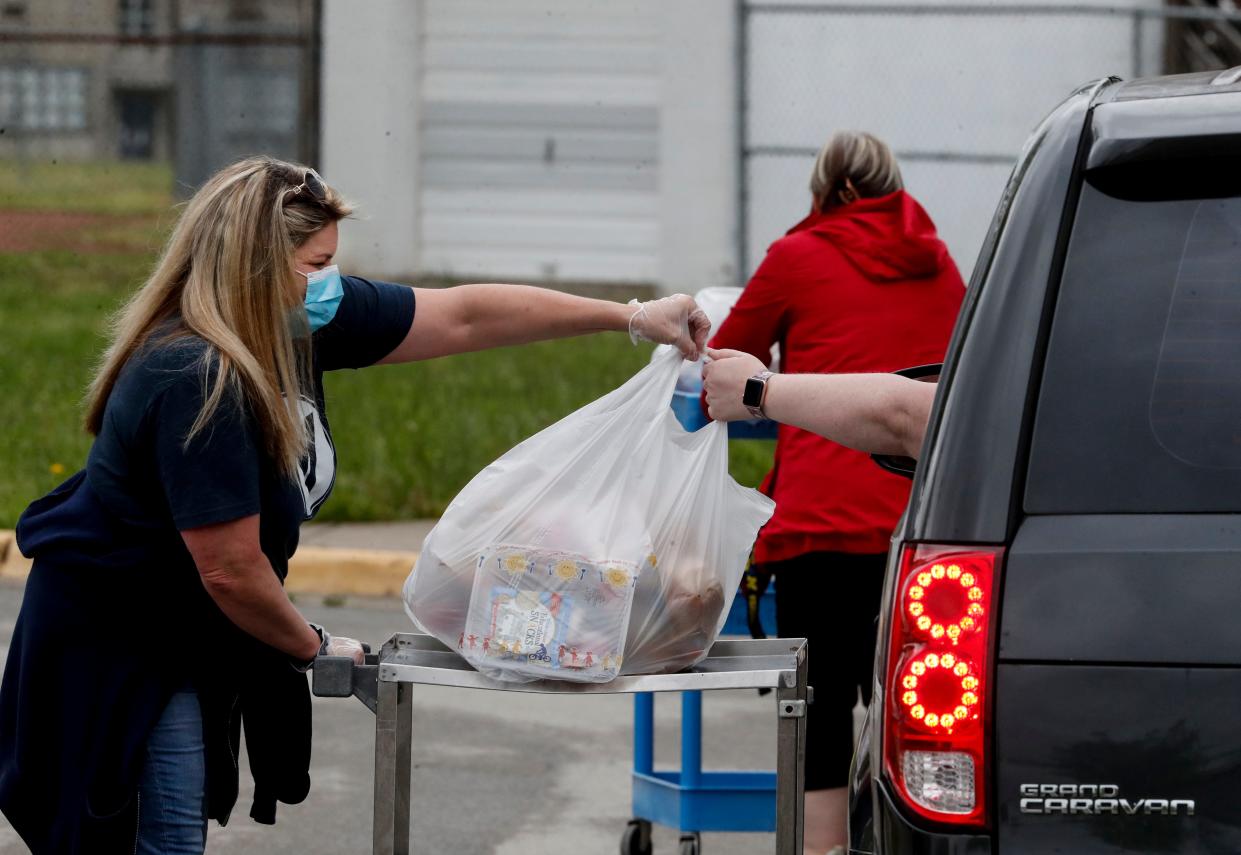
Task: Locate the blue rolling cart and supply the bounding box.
[622,389,782,855]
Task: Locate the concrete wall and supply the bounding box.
[658,1,741,293]
[321,0,422,279]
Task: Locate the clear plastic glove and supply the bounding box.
[628,294,711,361]
[319,629,366,665]
[325,636,366,663]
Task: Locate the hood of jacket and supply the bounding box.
[786,190,950,282]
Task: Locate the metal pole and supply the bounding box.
[734,0,749,285]
[304,0,323,168]
[775,644,808,855]
[372,680,413,855]
[633,693,655,777]
[680,691,704,789]
[796,648,808,841]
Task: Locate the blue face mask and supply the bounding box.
[298,265,344,332]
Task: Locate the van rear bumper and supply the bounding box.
[863,779,993,855]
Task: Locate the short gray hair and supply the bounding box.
[809,131,903,207]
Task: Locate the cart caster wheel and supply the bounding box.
[678,832,701,855]
[621,819,652,855]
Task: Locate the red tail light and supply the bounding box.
[883,544,1003,826]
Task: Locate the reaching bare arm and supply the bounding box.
[377,285,709,363]
[760,372,934,458]
[702,348,935,459]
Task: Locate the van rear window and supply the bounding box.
[1026,158,1241,513]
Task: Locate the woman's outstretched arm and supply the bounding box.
[378,285,709,363]
[702,348,935,459]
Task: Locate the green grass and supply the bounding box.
[0,160,176,216]
[0,252,153,525]
[0,249,774,528]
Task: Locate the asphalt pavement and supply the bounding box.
[0,579,782,855]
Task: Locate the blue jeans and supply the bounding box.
[135,689,207,854]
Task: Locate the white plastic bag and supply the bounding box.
[403,349,775,683]
[660,286,781,431]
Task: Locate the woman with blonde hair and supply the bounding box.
[0,155,708,855]
[707,131,963,855]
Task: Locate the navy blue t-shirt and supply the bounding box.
[30,275,415,581]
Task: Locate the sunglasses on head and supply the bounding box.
[284,168,327,205]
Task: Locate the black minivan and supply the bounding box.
[849,68,1241,854]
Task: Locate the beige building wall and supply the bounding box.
[0,0,311,166]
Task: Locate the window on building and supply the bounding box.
[0,67,88,132]
[119,0,154,37]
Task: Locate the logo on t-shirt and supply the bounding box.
[296,397,336,517]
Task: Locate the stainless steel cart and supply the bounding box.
[312,632,808,855]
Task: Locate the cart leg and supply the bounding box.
[373,680,413,855]
[775,645,809,855]
[633,692,654,777]
[680,691,703,790]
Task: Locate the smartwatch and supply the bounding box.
[742,370,774,419]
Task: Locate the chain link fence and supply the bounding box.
[739,1,1241,281]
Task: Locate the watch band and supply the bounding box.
[745,370,774,420]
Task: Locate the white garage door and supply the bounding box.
[419,0,660,284]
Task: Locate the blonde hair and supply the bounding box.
[85,155,353,477]
[809,131,903,211]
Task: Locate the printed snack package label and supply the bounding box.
[462,546,640,682]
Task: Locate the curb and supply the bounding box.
[0,529,417,598]
[286,546,418,598]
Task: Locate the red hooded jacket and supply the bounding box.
[710,190,964,563]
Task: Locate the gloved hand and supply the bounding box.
[309,623,366,665]
[323,635,366,664]
[628,294,711,361]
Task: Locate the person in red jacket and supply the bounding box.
[709,131,964,854]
